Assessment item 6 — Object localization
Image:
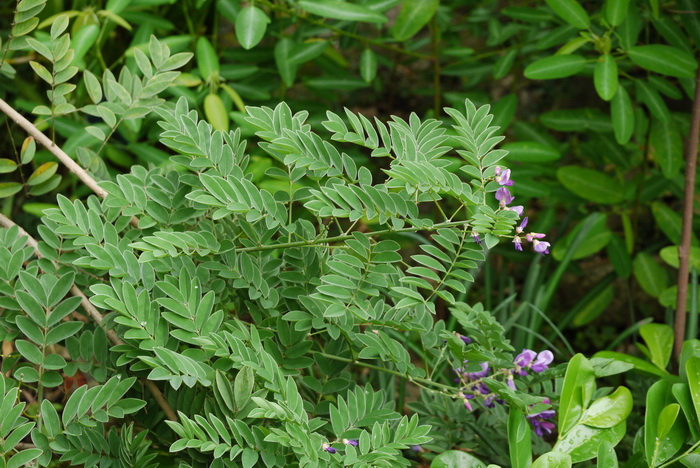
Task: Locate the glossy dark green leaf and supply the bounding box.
[559,354,595,436]
[610,84,634,144]
[594,55,618,101]
[508,409,531,468]
[503,141,560,163]
[554,422,625,463]
[360,48,377,83]
[531,452,572,468]
[604,0,629,26]
[628,45,698,78]
[431,450,487,468]
[524,54,586,80]
[649,118,682,179]
[597,439,618,468]
[299,0,387,24]
[582,387,632,428]
[391,0,439,41]
[633,253,668,298]
[204,93,229,132]
[235,6,269,50]
[196,37,219,81]
[545,0,590,29]
[557,166,623,204]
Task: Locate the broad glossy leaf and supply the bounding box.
[545,0,590,29]
[360,48,377,82]
[0,159,17,173]
[686,357,700,424]
[657,404,680,439]
[431,450,487,468]
[553,422,625,463]
[610,84,634,144]
[557,166,623,204]
[633,252,668,298]
[203,94,229,132]
[390,0,439,41]
[553,213,611,261]
[531,452,572,468]
[196,37,219,80]
[508,409,531,468]
[649,118,682,179]
[298,0,387,24]
[524,54,586,80]
[559,354,595,436]
[659,246,700,269]
[235,6,269,50]
[645,379,688,466]
[640,323,673,371]
[593,351,669,377]
[597,439,618,468]
[70,24,99,65]
[0,182,23,198]
[27,162,58,186]
[628,45,697,78]
[582,387,632,428]
[594,55,618,101]
[503,141,560,163]
[604,0,629,26]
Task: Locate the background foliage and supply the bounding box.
[0,0,699,467]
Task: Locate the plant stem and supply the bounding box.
[0,98,140,228]
[237,220,470,252]
[674,67,700,360]
[313,351,456,393]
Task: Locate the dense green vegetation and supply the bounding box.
[0,0,699,467]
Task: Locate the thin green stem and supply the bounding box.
[236,220,470,252]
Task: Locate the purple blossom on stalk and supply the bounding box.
[513,237,523,251]
[495,187,514,206]
[533,240,551,255]
[459,334,472,345]
[516,217,528,234]
[531,350,554,373]
[472,232,481,244]
[507,374,517,390]
[410,445,424,453]
[525,232,546,242]
[322,443,337,454]
[494,167,514,186]
[527,398,556,437]
[514,349,554,375]
[509,205,524,216]
[342,439,358,447]
[467,362,489,380]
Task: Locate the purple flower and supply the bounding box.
[495,187,514,206]
[507,374,517,390]
[322,443,337,454]
[410,445,424,452]
[472,232,481,244]
[531,350,554,373]
[516,217,528,234]
[509,205,524,216]
[514,349,537,375]
[515,349,553,375]
[468,362,489,380]
[494,167,514,186]
[459,334,471,345]
[342,439,358,446]
[483,395,496,408]
[525,232,546,242]
[527,398,556,437]
[533,240,550,255]
[513,236,523,251]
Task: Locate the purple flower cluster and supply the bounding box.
[527,398,556,437]
[322,439,358,454]
[492,166,550,255]
[452,346,555,437]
